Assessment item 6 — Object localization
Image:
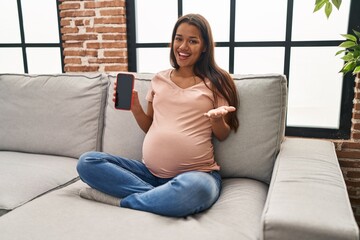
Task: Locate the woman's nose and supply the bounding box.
[179,42,189,50]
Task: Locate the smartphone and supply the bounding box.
[115,73,135,110]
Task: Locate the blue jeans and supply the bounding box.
[76,151,222,217]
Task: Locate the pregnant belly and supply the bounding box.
[142,129,214,178]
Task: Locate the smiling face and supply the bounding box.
[172,23,206,70]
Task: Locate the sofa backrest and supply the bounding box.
[0,73,108,159]
[102,74,148,160]
[215,74,287,183]
[103,73,287,184]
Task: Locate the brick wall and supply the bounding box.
[59,0,128,72]
[336,73,360,225]
[58,0,360,225]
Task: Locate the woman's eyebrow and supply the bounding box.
[176,33,199,38]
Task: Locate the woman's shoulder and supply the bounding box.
[151,69,173,84]
[154,69,172,78]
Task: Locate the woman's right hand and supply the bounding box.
[130,90,142,113]
[112,81,141,112]
[112,81,117,103]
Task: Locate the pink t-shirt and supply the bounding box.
[142,69,228,178]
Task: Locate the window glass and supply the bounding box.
[183,0,230,42]
[215,47,229,72]
[26,48,62,74]
[0,48,24,73]
[128,0,357,138]
[292,0,350,41]
[235,0,287,41]
[234,47,285,74]
[137,48,172,73]
[0,0,21,43]
[135,0,177,43]
[21,0,59,43]
[287,47,343,128]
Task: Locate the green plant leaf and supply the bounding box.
[335,49,346,56]
[340,67,347,74]
[342,61,356,73]
[353,50,360,58]
[353,30,360,39]
[341,34,357,42]
[342,53,354,61]
[331,0,342,10]
[354,66,360,74]
[339,41,357,48]
[325,2,333,18]
[313,0,328,12]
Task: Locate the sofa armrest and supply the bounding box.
[261,138,359,240]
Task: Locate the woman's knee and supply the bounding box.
[175,171,220,201]
[170,172,220,216]
[77,151,101,175]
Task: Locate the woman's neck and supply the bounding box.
[174,67,194,78]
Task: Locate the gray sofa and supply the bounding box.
[0,72,358,240]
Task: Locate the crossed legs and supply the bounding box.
[76,151,221,217]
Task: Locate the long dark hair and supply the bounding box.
[170,13,239,132]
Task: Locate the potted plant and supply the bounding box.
[314,0,360,77]
[313,0,342,18]
[336,30,360,76]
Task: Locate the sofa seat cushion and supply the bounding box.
[0,178,268,240]
[0,151,78,212]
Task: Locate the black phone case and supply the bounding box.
[115,73,134,110]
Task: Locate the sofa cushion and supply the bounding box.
[0,151,78,211]
[0,73,108,158]
[215,74,287,183]
[102,73,149,160]
[0,178,268,240]
[102,73,287,183]
[261,138,359,240]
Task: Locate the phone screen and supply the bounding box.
[115,73,134,110]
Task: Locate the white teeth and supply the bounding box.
[179,52,190,57]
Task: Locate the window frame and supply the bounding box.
[0,0,64,73]
[126,0,360,139]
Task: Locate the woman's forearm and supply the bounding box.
[210,117,231,141]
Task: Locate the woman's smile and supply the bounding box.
[178,52,191,61]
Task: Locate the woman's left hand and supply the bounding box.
[204,106,236,119]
